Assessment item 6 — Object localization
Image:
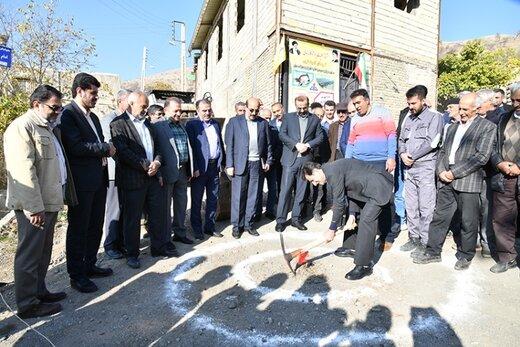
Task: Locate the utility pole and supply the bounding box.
[170,21,186,92]
[140,46,148,91]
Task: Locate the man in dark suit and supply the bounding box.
[153,97,194,245]
[60,73,115,293]
[186,99,226,239]
[110,91,177,269]
[225,97,272,238]
[275,95,324,232]
[489,83,520,273]
[302,159,394,280]
[414,92,497,270]
[493,88,513,115]
[256,103,284,220]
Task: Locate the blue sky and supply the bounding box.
[3,0,520,80]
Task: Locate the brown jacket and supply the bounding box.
[4,109,77,213]
[328,121,342,162]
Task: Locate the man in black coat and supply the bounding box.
[110,91,177,269]
[275,96,324,232]
[302,159,394,280]
[60,73,116,293]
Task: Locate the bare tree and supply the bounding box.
[0,0,96,93]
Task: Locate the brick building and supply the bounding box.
[190,0,440,117]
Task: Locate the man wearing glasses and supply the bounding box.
[225,97,272,238]
[4,85,75,318]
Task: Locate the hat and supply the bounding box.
[336,101,349,111]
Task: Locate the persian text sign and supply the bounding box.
[287,38,339,112]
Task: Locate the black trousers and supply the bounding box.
[426,185,480,260]
[353,200,384,266]
[121,178,170,258]
[66,186,107,280]
[276,158,308,224]
[493,177,520,262]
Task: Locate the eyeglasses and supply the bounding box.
[44,104,63,113]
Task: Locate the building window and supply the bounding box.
[204,48,209,80]
[394,0,420,13]
[237,0,245,32]
[217,16,223,61]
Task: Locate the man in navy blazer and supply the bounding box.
[153,97,194,245]
[225,97,273,238]
[185,99,226,239]
[276,95,324,231]
[60,73,116,293]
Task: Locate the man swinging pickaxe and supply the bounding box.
[280,216,357,275]
[280,159,393,280]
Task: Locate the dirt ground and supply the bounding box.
[1,209,519,346]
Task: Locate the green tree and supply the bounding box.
[438,40,520,101]
[0,0,96,94]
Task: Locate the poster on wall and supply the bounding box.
[287,38,340,112]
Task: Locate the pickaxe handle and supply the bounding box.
[286,229,346,262]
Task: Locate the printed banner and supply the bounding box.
[287,38,340,112]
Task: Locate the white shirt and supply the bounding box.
[128,112,154,163]
[100,110,119,180]
[246,118,259,161]
[75,101,107,166]
[276,118,282,130]
[202,119,220,159]
[449,117,474,165]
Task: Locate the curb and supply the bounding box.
[0,211,15,229]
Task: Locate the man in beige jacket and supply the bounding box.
[4,85,74,319]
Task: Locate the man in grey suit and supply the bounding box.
[100,89,131,259]
[275,95,324,232]
[302,159,394,280]
[153,97,194,245]
[225,97,273,238]
[414,92,497,270]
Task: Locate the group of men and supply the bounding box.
[4,69,519,318]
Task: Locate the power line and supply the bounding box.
[115,0,171,26]
[108,0,168,28]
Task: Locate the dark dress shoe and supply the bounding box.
[71,278,98,293]
[172,235,194,245]
[291,220,307,230]
[204,230,223,238]
[126,257,141,269]
[87,266,113,278]
[275,223,285,232]
[18,303,62,319]
[334,247,356,258]
[454,258,471,270]
[151,246,179,258]
[490,259,517,273]
[345,265,373,280]
[232,228,242,239]
[264,212,276,220]
[413,252,441,264]
[194,233,205,240]
[105,249,124,259]
[246,228,259,236]
[252,214,262,222]
[37,291,67,303]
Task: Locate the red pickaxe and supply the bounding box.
[279,219,357,275]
